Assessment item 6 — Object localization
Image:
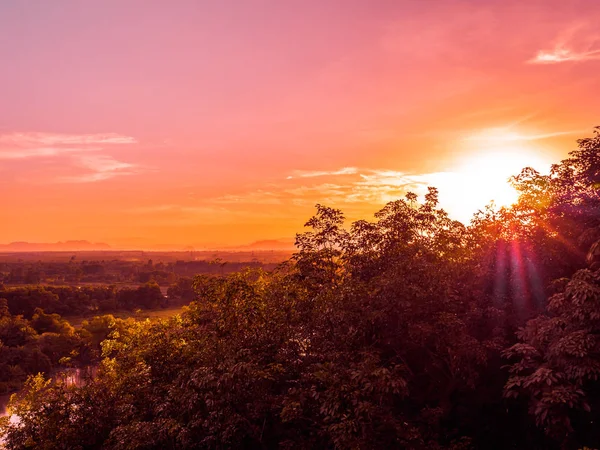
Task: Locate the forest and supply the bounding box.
[2,129,600,448]
[0,257,280,286]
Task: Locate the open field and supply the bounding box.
[64,305,188,328]
[3,282,170,296]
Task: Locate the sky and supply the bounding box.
[1,0,600,249]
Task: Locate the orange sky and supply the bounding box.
[1,1,600,249]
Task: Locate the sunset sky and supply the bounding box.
[2,0,600,249]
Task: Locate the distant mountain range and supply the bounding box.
[0,240,112,252]
[179,240,296,252]
[233,239,296,251]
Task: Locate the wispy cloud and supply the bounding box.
[60,155,141,183]
[0,132,137,160]
[123,165,506,227]
[529,24,600,64]
[529,46,600,64]
[286,167,358,179]
[0,146,102,160]
[209,168,436,212]
[464,127,582,142]
[0,132,137,147]
[213,190,282,205]
[284,183,346,197]
[0,131,143,183]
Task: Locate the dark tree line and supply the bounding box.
[0,259,278,286]
[0,283,168,318]
[3,129,600,448]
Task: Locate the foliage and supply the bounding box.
[504,267,600,443]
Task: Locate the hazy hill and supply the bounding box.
[227,239,296,251]
[0,240,112,252]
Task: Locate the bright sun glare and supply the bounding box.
[433,129,552,223]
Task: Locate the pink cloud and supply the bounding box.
[529,23,600,64]
[0,131,141,182]
[59,155,141,183]
[529,47,600,64]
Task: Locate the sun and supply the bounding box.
[459,150,542,201]
[433,129,552,223]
